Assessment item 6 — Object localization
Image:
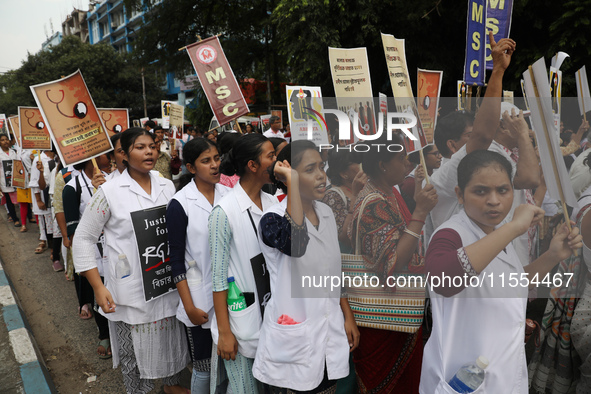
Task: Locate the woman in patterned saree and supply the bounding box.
[348,134,438,393]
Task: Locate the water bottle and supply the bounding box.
[227,277,246,312]
[116,254,131,279]
[448,356,489,393]
[186,260,202,287]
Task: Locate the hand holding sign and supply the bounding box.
[489,31,515,72]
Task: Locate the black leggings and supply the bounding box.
[4,195,18,223]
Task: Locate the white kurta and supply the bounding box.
[252,200,349,390]
[420,210,528,394]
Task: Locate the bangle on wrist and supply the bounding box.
[404,228,421,239]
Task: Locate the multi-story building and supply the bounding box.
[41,31,63,52]
[62,8,89,43]
[85,0,192,105]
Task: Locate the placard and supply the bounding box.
[18,107,51,150]
[130,205,175,302]
[30,70,113,166]
[286,86,328,145]
[8,116,20,146]
[417,69,443,144]
[2,160,12,188]
[11,160,26,189]
[98,108,129,136]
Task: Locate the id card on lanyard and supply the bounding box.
[247,209,271,317]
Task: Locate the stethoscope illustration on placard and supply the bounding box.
[100,112,123,133]
[25,110,45,130]
[45,89,88,119]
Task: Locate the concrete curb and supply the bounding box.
[0,257,56,394]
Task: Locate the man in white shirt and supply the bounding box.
[263,116,285,139]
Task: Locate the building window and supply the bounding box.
[130,6,142,19]
[92,20,99,42]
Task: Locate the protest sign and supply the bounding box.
[271,110,283,126]
[130,205,175,302]
[2,160,12,188]
[0,115,8,139]
[503,90,514,104]
[30,70,113,166]
[549,67,562,131]
[260,114,272,130]
[464,0,487,86]
[140,117,149,128]
[576,66,591,120]
[169,103,184,139]
[457,81,468,111]
[11,160,26,189]
[8,116,20,147]
[286,86,328,145]
[523,57,578,212]
[133,119,141,128]
[381,33,427,152]
[185,36,249,126]
[161,100,173,128]
[98,108,129,136]
[329,46,376,144]
[18,107,51,150]
[485,0,514,70]
[417,69,443,144]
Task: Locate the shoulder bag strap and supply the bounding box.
[354,192,385,255]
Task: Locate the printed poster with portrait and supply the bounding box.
[98,108,129,136]
[30,70,113,166]
[0,114,9,139]
[18,107,51,150]
[130,205,175,302]
[286,86,328,145]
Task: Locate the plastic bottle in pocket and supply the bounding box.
[227,276,246,312]
[116,254,131,279]
[186,260,202,287]
[448,356,489,393]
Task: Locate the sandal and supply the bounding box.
[29,218,36,224]
[79,303,93,320]
[97,339,112,359]
[7,217,13,223]
[20,226,28,233]
[34,241,47,254]
[14,221,20,227]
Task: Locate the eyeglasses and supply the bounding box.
[426,151,442,157]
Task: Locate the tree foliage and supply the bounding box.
[0,35,161,119]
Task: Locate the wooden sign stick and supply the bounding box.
[419,149,430,185]
[578,70,587,122]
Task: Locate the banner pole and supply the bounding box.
[419,149,430,185]
[467,85,473,112]
[235,120,244,134]
[578,70,587,122]
[528,66,575,251]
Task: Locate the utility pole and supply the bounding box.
[141,67,147,117]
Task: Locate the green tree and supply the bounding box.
[0,35,161,119]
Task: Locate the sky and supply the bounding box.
[0,0,89,72]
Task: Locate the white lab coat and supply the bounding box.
[209,182,278,358]
[29,153,54,215]
[171,181,230,328]
[420,209,528,394]
[73,169,179,325]
[252,200,349,390]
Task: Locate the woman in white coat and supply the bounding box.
[29,149,57,254]
[72,128,189,394]
[421,150,581,394]
[167,137,230,393]
[253,140,359,393]
[208,133,278,393]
